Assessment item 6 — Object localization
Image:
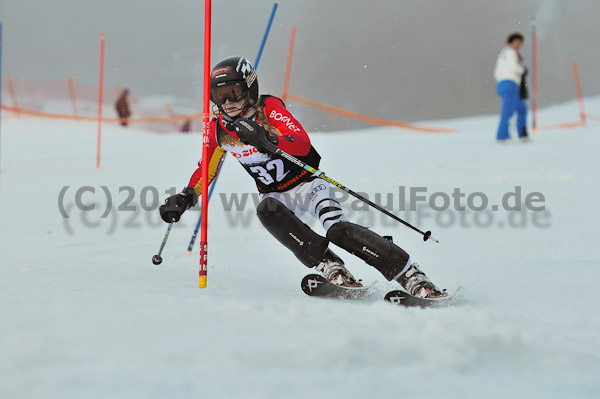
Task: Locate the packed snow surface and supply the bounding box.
[1,98,599,398]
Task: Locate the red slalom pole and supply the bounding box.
[533,30,539,130]
[199,0,211,288]
[282,26,297,104]
[5,76,19,116]
[572,61,586,127]
[96,33,105,170]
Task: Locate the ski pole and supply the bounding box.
[152,222,173,265]
[263,141,439,243]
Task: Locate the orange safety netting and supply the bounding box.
[286,93,457,134]
[1,79,203,132]
[533,120,586,131]
[2,79,459,133]
[1,104,202,124]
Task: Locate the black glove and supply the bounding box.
[233,119,279,153]
[159,187,198,223]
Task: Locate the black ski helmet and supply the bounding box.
[210,56,259,107]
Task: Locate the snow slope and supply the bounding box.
[1,98,599,399]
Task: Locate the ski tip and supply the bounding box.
[384,285,463,307]
[300,274,375,300]
[300,274,327,296]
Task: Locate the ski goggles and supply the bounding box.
[211,82,247,105]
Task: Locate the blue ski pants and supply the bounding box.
[496,80,528,141]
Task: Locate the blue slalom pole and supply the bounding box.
[254,3,278,70]
[185,4,278,254]
[186,211,203,256]
[186,155,225,255]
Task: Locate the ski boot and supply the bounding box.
[316,259,362,288]
[396,263,446,298]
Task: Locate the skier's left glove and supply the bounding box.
[233,119,279,153]
[159,187,198,223]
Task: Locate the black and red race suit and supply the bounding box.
[187,95,320,195]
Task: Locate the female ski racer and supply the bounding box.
[160,56,446,298]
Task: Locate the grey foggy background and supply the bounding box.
[1,0,599,131]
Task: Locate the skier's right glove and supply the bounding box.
[159,187,198,223]
[233,119,279,153]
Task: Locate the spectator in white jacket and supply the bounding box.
[494,32,529,143]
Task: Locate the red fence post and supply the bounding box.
[572,61,586,127]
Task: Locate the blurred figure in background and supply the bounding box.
[180,119,192,133]
[494,33,529,143]
[115,88,131,127]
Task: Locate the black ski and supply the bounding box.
[301,274,375,300]
[384,286,463,308]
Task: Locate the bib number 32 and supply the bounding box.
[250,159,289,185]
